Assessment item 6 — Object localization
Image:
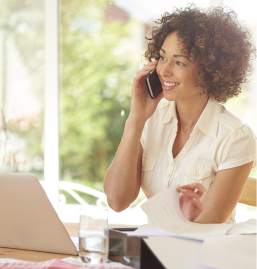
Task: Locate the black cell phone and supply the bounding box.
[145,69,163,99]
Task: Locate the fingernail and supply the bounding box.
[193,198,197,201]
[181,189,186,192]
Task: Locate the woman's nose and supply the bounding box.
[159,63,173,78]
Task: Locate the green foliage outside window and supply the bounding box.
[0,0,44,177]
[1,0,143,204]
[60,0,140,189]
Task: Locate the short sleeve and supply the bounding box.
[218,126,257,171]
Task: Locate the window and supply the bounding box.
[0,1,44,180]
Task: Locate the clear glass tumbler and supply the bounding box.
[79,206,109,264]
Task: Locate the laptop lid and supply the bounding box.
[0,173,78,255]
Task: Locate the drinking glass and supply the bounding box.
[79,206,109,264]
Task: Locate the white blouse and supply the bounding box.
[140,98,257,224]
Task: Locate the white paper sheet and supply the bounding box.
[143,237,210,269]
[243,218,256,226]
[125,224,174,237]
[140,185,234,240]
[198,235,256,269]
[226,221,257,235]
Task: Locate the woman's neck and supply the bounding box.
[175,96,209,132]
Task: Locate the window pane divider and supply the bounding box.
[44,0,59,208]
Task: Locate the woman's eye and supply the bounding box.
[176,61,185,66]
[159,56,166,61]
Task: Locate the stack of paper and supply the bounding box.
[198,234,256,269]
[138,185,256,240]
[128,185,257,269]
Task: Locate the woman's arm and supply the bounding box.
[103,120,144,212]
[104,60,163,212]
[194,161,253,223]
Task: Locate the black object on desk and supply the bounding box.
[108,228,165,269]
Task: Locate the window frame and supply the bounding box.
[44,0,59,208]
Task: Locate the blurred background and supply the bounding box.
[0,0,256,227]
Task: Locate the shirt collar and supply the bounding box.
[196,98,220,139]
[161,101,177,125]
[161,98,220,139]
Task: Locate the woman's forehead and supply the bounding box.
[161,32,185,54]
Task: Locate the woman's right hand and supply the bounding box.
[129,60,163,123]
[176,183,206,222]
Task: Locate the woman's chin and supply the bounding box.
[162,91,177,101]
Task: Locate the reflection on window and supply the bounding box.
[0,1,44,180]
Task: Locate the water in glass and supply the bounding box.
[79,230,109,263]
[79,207,109,264]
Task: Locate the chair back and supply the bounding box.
[238,176,256,207]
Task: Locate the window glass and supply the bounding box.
[60,0,139,205]
[0,1,44,179]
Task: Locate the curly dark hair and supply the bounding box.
[145,4,256,103]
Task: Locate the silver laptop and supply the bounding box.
[0,173,78,255]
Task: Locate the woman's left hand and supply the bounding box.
[176,183,206,222]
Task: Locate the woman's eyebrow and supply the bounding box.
[174,54,187,58]
[160,49,188,58]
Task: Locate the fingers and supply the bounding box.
[132,60,160,99]
[134,69,155,83]
[144,60,158,67]
[177,182,206,196]
[141,60,158,70]
[137,60,158,74]
[178,188,202,199]
[178,182,206,192]
[192,198,204,212]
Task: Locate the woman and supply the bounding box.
[103,5,256,224]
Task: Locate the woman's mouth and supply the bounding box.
[162,81,180,91]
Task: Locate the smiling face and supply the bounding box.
[156,31,201,102]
